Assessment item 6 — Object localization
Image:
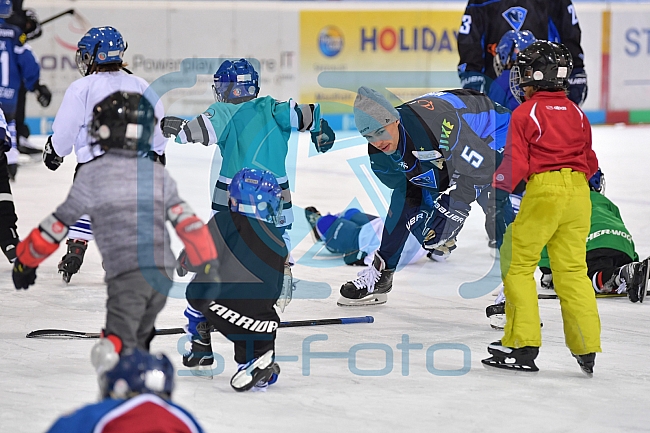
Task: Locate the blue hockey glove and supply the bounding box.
[567,67,588,106]
[161,116,188,138]
[424,195,471,250]
[13,259,37,290]
[311,119,335,153]
[43,136,64,171]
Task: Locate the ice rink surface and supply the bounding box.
[1,125,649,433]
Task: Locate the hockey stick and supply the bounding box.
[40,9,75,26]
[25,316,375,339]
[538,291,649,300]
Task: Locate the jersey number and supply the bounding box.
[459,15,472,35]
[461,146,484,168]
[567,5,579,25]
[0,51,8,87]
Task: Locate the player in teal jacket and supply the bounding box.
[161,59,335,372]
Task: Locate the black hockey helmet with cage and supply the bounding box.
[509,41,573,102]
[90,91,157,153]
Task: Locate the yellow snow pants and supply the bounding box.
[500,169,601,355]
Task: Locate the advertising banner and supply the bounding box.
[300,10,464,115]
[609,5,650,111]
[26,1,299,131]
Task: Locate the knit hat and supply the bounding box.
[353,86,399,135]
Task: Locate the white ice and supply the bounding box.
[1,125,649,433]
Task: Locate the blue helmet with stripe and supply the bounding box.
[100,349,174,399]
[228,168,282,224]
[494,30,537,77]
[0,0,12,19]
[76,26,126,76]
[213,59,260,104]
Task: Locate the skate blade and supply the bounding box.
[481,357,539,373]
[189,364,214,380]
[337,293,387,307]
[578,367,593,378]
[231,350,274,392]
[640,258,650,303]
[489,314,505,330]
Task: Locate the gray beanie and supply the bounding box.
[353,86,399,135]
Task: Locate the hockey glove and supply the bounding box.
[459,71,488,93]
[33,83,52,107]
[167,202,217,266]
[43,136,64,171]
[13,259,37,290]
[490,188,511,249]
[276,264,295,313]
[567,68,588,106]
[424,195,470,250]
[161,116,188,138]
[0,127,9,153]
[311,118,335,153]
[176,249,190,277]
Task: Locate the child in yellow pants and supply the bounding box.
[482,41,601,376]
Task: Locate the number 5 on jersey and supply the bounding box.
[461,146,484,168]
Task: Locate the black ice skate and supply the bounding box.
[619,258,649,303]
[572,353,596,378]
[182,322,214,379]
[304,206,322,242]
[481,341,539,372]
[338,253,393,306]
[58,239,88,283]
[485,302,506,330]
[231,350,280,392]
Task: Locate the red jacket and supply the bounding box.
[493,91,598,193]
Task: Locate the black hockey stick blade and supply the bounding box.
[40,9,75,26]
[26,316,375,339]
[538,291,650,300]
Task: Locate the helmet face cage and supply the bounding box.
[101,350,174,400]
[0,0,12,18]
[212,59,260,104]
[76,26,126,77]
[90,91,156,154]
[509,66,525,104]
[228,168,283,224]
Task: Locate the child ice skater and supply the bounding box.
[482,41,601,376]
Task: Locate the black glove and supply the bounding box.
[0,231,19,263]
[43,136,64,171]
[176,249,190,277]
[34,83,52,107]
[25,9,43,41]
[13,259,37,290]
[410,195,470,250]
[490,188,511,249]
[160,116,188,138]
[311,119,335,153]
[0,127,9,153]
[567,67,588,106]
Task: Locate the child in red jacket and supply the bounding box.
[482,41,601,376]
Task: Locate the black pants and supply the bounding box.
[0,152,18,245]
[188,283,279,364]
[586,248,634,287]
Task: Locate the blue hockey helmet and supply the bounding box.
[213,59,260,104]
[76,26,126,76]
[589,168,605,194]
[228,168,282,224]
[99,349,174,400]
[0,0,12,19]
[493,30,537,77]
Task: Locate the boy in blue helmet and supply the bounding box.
[183,167,286,391]
[43,26,168,283]
[161,58,334,364]
[46,349,205,433]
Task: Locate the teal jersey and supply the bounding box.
[539,191,638,268]
[175,95,322,227]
